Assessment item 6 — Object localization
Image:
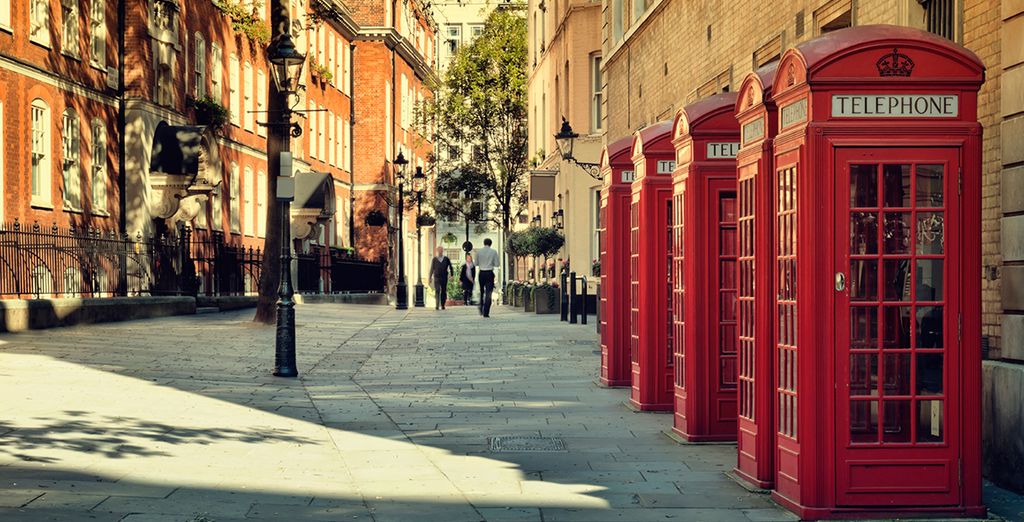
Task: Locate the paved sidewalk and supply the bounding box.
[0,303,1017,521]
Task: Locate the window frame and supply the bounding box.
[229,162,241,233]
[61,108,82,211]
[590,54,603,134]
[91,119,108,214]
[193,33,206,99]
[31,100,52,207]
[229,54,241,127]
[89,0,106,68]
[30,0,50,47]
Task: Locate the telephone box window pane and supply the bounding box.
[916,306,943,348]
[721,228,737,256]
[883,306,912,349]
[915,164,944,207]
[850,306,879,349]
[882,399,912,443]
[850,164,877,207]
[883,212,911,254]
[916,212,944,254]
[883,353,911,396]
[916,353,943,395]
[882,164,911,208]
[721,292,737,321]
[850,353,879,397]
[851,212,878,254]
[849,259,878,301]
[916,259,944,301]
[721,195,736,221]
[850,400,879,443]
[721,259,736,288]
[883,259,911,301]
[916,400,943,443]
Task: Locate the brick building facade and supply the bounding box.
[599,0,1022,493]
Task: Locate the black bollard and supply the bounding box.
[569,271,578,324]
[560,270,569,321]
[580,277,588,326]
[595,283,601,334]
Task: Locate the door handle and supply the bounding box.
[835,272,846,292]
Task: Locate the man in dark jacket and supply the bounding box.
[428,246,454,310]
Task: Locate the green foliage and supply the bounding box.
[446,276,463,301]
[506,226,564,258]
[187,96,230,132]
[212,0,270,44]
[442,232,458,244]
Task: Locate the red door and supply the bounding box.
[711,183,738,434]
[834,148,960,507]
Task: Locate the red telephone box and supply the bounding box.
[768,26,984,518]
[669,93,740,442]
[629,121,675,411]
[600,136,636,388]
[733,64,779,488]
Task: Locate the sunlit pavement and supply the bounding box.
[0,302,1007,522]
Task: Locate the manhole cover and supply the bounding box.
[489,436,567,452]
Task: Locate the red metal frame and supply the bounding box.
[670,93,741,441]
[600,136,637,388]
[734,65,779,489]
[767,25,984,519]
[629,121,675,411]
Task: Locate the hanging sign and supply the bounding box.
[707,142,739,159]
[831,94,958,118]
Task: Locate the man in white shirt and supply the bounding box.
[474,238,500,317]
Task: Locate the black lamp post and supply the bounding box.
[412,166,427,308]
[554,117,602,180]
[555,208,564,230]
[267,31,305,378]
[394,151,409,310]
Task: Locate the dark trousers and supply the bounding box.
[433,279,448,309]
[478,270,495,317]
[462,284,473,305]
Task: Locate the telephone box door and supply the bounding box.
[711,181,738,435]
[835,147,961,507]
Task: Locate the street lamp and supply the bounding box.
[554,117,602,180]
[412,166,427,308]
[555,208,564,230]
[267,31,305,379]
[393,151,409,310]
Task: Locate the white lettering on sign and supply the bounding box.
[657,160,676,174]
[621,169,635,183]
[831,94,958,118]
[742,118,764,145]
[780,99,808,128]
[707,142,739,159]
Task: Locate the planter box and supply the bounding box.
[534,288,558,314]
[524,287,535,312]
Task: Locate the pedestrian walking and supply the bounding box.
[428,246,454,310]
[459,253,477,306]
[475,238,499,317]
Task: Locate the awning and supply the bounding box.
[294,171,337,212]
[149,122,204,175]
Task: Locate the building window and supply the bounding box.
[470,24,484,39]
[814,0,852,35]
[156,63,173,106]
[91,120,107,213]
[229,54,240,126]
[591,54,603,133]
[152,0,178,41]
[257,170,267,237]
[31,100,51,206]
[327,110,334,166]
[309,99,318,159]
[210,43,222,101]
[446,24,460,55]
[612,0,623,42]
[448,144,460,161]
[317,104,325,158]
[63,267,82,297]
[472,144,485,163]
[256,70,266,137]
[243,166,254,236]
[0,0,10,30]
[62,109,82,210]
[335,115,343,168]
[632,0,645,23]
[193,33,206,98]
[30,0,49,46]
[229,163,240,233]
[243,62,254,131]
[90,0,105,67]
[924,0,958,41]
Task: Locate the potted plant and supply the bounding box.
[365,210,387,227]
[592,258,601,277]
[534,282,559,314]
[523,284,535,312]
[445,277,464,306]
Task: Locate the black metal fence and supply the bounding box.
[0,220,385,299]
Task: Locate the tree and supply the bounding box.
[419,7,529,282]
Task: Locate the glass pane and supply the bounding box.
[917,400,944,443]
[851,212,878,254]
[850,400,879,443]
[917,212,944,254]
[883,164,911,208]
[916,259,944,301]
[883,353,911,396]
[883,306,912,349]
[916,353,944,395]
[850,307,879,349]
[721,228,737,256]
[916,164,944,207]
[721,196,736,221]
[721,260,736,288]
[883,259,911,302]
[721,292,737,321]
[883,212,911,254]
[851,164,878,208]
[917,306,943,348]
[850,353,879,397]
[850,260,878,302]
[883,400,912,443]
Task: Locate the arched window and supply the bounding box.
[31,99,52,206]
[62,109,82,210]
[91,119,107,213]
[31,264,53,298]
[93,266,108,297]
[63,267,82,297]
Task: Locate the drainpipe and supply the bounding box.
[348,42,356,249]
[117,0,128,294]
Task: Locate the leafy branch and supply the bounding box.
[212,0,271,44]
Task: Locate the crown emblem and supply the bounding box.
[876,48,914,77]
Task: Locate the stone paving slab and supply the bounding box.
[0,303,1020,521]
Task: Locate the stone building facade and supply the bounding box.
[600,0,1022,492]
